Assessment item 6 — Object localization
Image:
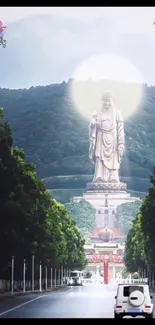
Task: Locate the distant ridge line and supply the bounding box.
[42,175,149,181]
[48,188,147,195]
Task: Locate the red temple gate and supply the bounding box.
[88,254,123,284]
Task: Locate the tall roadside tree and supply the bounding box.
[124,213,146,273]
[0,108,87,278]
[140,166,155,271]
[124,166,155,274]
[45,200,87,270]
[0,108,52,275]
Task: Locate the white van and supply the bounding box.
[68,270,83,286]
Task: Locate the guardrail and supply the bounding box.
[115,278,148,284]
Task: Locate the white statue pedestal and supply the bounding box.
[72,181,138,229]
[86,181,127,193]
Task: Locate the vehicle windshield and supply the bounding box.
[70,272,79,277]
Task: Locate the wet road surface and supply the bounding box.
[0,284,155,318]
[0,284,116,318]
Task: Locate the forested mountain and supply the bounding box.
[1,80,155,193]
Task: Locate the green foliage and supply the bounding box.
[45,200,87,269]
[116,200,142,235]
[124,167,155,273]
[121,268,130,279]
[1,81,155,193]
[124,213,146,273]
[79,227,92,244]
[140,167,155,271]
[0,113,87,278]
[65,200,96,233]
[49,188,84,204]
[79,227,92,238]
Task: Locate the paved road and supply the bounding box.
[0,284,154,318]
[0,284,116,318]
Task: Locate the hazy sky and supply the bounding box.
[1,7,155,88]
[1,6,155,38]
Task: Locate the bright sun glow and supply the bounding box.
[70,54,144,120]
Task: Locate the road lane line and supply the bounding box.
[54,286,77,295]
[0,295,46,317]
[0,286,75,317]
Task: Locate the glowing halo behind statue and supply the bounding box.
[70,53,144,120]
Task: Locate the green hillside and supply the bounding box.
[0,79,154,195]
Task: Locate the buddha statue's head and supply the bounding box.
[101,90,113,111]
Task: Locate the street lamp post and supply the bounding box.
[23,259,26,293]
[39,262,42,292]
[113,250,117,281]
[32,255,35,292]
[11,256,14,295]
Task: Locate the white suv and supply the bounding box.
[114,283,153,318]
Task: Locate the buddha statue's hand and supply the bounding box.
[118,149,123,163]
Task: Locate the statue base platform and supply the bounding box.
[72,181,138,211]
[86,181,127,193]
[72,180,140,229]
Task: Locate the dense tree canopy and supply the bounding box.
[124,213,146,273]
[124,167,155,273]
[65,200,96,234]
[140,167,155,271]
[79,228,92,243]
[0,109,87,278]
[116,200,142,235]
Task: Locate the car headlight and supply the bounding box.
[69,279,73,284]
[77,279,81,284]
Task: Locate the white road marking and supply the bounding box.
[0,287,74,317]
[0,295,46,317]
[54,286,76,295]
